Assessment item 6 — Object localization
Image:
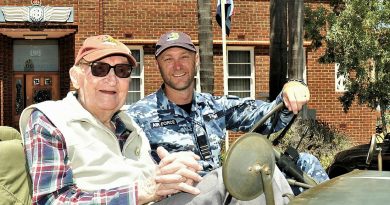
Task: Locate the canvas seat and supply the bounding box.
[0,126,32,205]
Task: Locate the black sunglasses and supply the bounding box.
[86,62,133,78]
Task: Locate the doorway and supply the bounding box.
[12,39,60,127]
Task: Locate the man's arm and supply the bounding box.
[219,94,289,134]
[23,110,138,205]
[221,81,309,134]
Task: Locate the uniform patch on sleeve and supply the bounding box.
[150,119,177,128]
[203,110,225,122]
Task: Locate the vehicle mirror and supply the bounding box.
[223,133,276,203]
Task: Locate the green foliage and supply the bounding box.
[304,6,328,49]
[305,0,390,130]
[385,112,390,132]
[273,118,353,169]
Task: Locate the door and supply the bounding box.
[12,72,60,127]
[25,73,60,106]
[12,39,60,128]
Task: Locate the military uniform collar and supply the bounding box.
[156,84,207,116]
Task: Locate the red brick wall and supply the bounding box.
[74,1,102,51]
[307,46,376,144]
[143,45,164,95]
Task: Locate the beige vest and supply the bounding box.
[20,92,156,193]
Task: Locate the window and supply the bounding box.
[335,63,348,92]
[224,48,255,98]
[124,47,144,107]
[13,40,59,71]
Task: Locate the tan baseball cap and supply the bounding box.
[75,35,137,66]
[155,31,196,57]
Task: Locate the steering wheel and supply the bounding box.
[250,102,317,186]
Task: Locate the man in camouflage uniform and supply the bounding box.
[127,31,328,204]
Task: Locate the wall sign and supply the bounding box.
[0,0,74,23]
[33,78,40,85]
[44,77,52,85]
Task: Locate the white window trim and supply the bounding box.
[195,46,201,92]
[303,47,308,84]
[195,66,201,92]
[335,63,348,92]
[224,47,255,99]
[122,46,145,109]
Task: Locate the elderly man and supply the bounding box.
[20,35,202,205]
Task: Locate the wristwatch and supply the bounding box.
[288,79,307,87]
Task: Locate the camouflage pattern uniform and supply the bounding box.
[298,153,329,183]
[127,85,328,182]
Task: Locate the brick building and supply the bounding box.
[0,0,377,144]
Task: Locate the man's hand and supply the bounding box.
[154,147,203,197]
[282,81,310,114]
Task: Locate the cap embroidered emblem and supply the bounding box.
[166,32,180,41]
[101,35,118,46]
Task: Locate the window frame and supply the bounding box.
[224,47,255,99]
[195,64,201,92]
[335,63,348,92]
[194,46,201,92]
[122,46,145,109]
